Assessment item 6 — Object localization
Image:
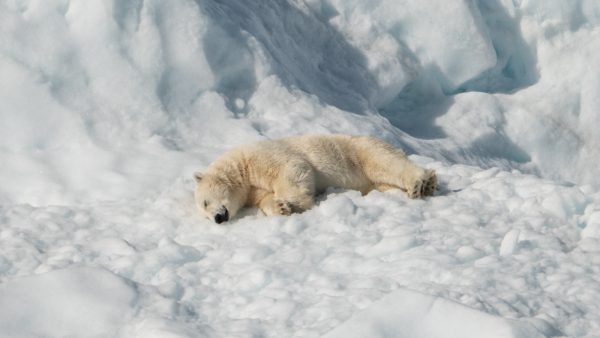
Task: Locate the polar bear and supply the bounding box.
[194,134,436,223]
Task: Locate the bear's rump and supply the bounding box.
[307,150,372,193]
[288,136,372,193]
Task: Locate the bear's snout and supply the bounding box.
[214,207,229,224]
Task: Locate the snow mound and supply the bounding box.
[324,288,545,338]
[0,267,137,337]
[1,0,600,203]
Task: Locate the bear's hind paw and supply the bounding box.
[407,180,423,199]
[406,169,436,199]
[421,169,437,197]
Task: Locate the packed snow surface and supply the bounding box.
[0,267,137,337]
[1,0,600,337]
[324,288,546,338]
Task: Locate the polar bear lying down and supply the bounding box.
[194,134,436,224]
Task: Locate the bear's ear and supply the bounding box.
[193,172,203,183]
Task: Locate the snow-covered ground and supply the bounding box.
[1,0,600,337]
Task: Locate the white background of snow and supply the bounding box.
[324,288,546,338]
[1,0,600,337]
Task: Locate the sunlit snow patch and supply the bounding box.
[325,288,546,338]
[0,267,137,337]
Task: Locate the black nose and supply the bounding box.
[214,209,229,224]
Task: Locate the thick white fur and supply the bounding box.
[194,134,436,222]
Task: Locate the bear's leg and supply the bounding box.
[361,143,436,198]
[374,183,397,192]
[259,192,293,216]
[273,160,316,213]
[248,188,292,216]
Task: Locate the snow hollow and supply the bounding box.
[1,0,600,337]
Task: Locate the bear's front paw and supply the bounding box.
[275,199,292,216]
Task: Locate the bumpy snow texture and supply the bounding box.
[1,0,600,337]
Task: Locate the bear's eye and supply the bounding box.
[204,200,208,208]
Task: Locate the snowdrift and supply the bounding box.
[1,0,600,205]
[1,0,600,337]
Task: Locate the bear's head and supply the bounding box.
[193,172,245,224]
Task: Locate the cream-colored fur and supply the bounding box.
[194,134,436,223]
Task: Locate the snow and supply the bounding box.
[0,267,137,337]
[1,0,600,337]
[324,288,545,338]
